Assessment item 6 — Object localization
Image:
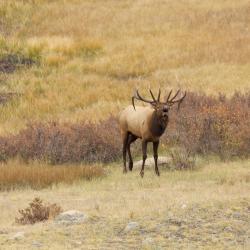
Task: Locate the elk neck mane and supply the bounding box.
[149,109,168,137]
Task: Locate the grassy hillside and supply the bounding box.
[0,2,250,249]
[0,0,250,134]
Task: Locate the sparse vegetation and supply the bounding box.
[0,37,41,73]
[0,161,249,249]
[15,197,62,225]
[170,148,196,170]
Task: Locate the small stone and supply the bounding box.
[133,156,171,168]
[124,221,139,232]
[55,210,87,225]
[10,231,25,240]
[233,212,241,219]
[32,241,43,248]
[224,226,233,232]
[72,241,82,246]
[181,204,187,209]
[0,229,8,234]
[142,237,154,245]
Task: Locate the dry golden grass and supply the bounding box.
[0,160,249,249]
[0,161,104,190]
[0,0,250,134]
[0,2,249,248]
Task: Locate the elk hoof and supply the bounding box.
[140,171,144,178]
[123,169,127,174]
[156,171,160,176]
[129,162,133,171]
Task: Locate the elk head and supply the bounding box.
[132,88,186,122]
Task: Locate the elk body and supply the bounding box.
[119,89,186,177]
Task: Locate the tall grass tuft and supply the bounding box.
[0,162,105,190]
[0,37,41,73]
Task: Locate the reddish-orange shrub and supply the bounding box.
[164,92,250,158]
[0,117,121,164]
[0,92,249,163]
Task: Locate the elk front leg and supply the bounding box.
[153,141,160,176]
[140,140,148,178]
[122,132,129,173]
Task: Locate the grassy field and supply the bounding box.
[0,0,250,134]
[0,160,249,249]
[0,1,250,249]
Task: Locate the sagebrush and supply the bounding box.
[164,92,250,159]
[15,197,62,225]
[0,117,120,164]
[0,92,249,163]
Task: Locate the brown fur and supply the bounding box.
[119,89,186,177]
[119,104,169,177]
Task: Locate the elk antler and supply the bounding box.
[165,90,186,110]
[132,89,158,110]
[166,89,173,102]
[157,89,161,101]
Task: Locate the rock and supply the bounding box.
[133,156,171,168]
[32,241,43,248]
[10,231,25,240]
[224,226,233,233]
[55,210,87,225]
[181,204,187,209]
[124,221,139,232]
[142,237,154,245]
[71,240,83,247]
[0,229,8,234]
[232,212,241,219]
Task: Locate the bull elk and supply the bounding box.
[119,89,186,177]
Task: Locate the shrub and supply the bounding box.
[164,91,250,159]
[0,92,20,105]
[0,92,249,163]
[0,116,121,164]
[170,148,196,170]
[0,37,41,73]
[15,197,62,225]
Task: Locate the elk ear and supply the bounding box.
[168,99,184,111]
[150,102,158,109]
[167,102,181,111]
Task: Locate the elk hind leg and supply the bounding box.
[127,133,137,171]
[122,132,129,173]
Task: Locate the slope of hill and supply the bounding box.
[0,0,250,134]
